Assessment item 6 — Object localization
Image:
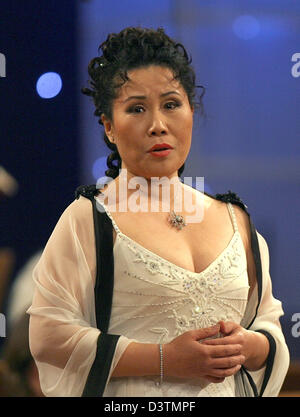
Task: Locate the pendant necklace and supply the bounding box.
[168,210,187,230]
[168,185,187,230]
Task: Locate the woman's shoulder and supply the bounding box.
[188,185,249,215]
[203,189,250,224]
[55,193,94,234]
[197,188,252,252]
[66,193,94,217]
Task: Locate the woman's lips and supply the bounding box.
[148,149,172,157]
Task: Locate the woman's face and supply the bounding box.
[102,65,194,181]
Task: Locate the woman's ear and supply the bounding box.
[101,114,114,144]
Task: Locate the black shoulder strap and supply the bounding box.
[206,189,263,321]
[75,184,120,397]
[207,190,275,397]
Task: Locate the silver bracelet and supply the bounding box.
[159,343,163,385]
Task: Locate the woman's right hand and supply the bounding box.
[163,324,245,383]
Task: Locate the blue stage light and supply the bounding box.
[233,15,260,40]
[92,156,108,181]
[36,72,62,98]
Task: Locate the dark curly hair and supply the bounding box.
[81,26,206,179]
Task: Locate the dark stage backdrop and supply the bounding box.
[0,0,79,344]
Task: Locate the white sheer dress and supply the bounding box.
[27,194,289,397]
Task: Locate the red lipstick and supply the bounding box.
[147,143,173,157]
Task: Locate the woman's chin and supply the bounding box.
[130,164,183,180]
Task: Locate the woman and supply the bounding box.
[27,27,289,397]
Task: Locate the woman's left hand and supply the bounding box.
[202,321,269,371]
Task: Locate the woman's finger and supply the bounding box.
[220,321,238,335]
[209,344,243,358]
[211,355,245,369]
[204,375,225,384]
[202,335,238,345]
[209,364,242,378]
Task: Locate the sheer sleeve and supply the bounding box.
[244,231,290,396]
[26,196,133,397]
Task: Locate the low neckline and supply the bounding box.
[115,228,240,277]
[95,196,242,277]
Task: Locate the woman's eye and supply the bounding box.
[128,105,144,113]
[127,101,181,113]
[165,101,180,109]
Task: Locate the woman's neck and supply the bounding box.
[99,169,185,214]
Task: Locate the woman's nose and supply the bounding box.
[147,112,168,136]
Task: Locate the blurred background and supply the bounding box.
[0,0,299,396]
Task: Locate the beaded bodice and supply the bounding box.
[95,196,250,396]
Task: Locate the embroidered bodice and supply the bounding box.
[96,198,250,397]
